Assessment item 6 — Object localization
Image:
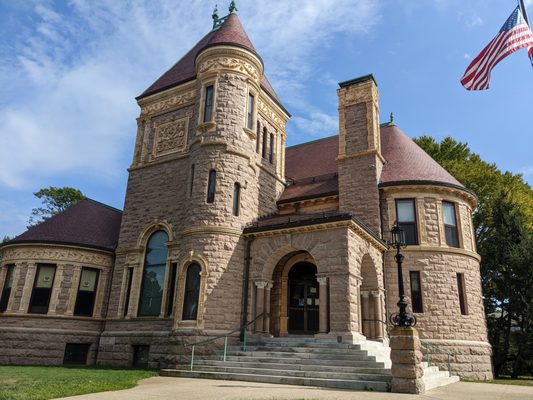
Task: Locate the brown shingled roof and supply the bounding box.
[137,13,284,108]
[279,125,464,203]
[379,125,463,187]
[5,199,122,251]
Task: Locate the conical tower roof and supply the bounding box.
[138,11,284,109]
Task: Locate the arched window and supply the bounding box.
[207,170,216,203]
[233,183,241,216]
[256,122,261,153]
[182,263,201,320]
[262,127,268,158]
[138,230,168,316]
[269,133,274,163]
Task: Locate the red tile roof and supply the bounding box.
[5,199,122,251]
[280,125,464,203]
[138,13,284,109]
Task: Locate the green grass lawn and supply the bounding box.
[0,365,157,400]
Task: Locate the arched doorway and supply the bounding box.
[288,262,319,334]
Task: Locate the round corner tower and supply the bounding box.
[378,125,492,380]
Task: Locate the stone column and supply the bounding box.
[48,263,65,314]
[264,283,273,334]
[19,263,37,313]
[390,326,425,394]
[317,277,329,334]
[372,291,383,340]
[361,290,370,338]
[254,281,266,333]
[279,277,289,336]
[66,266,82,316]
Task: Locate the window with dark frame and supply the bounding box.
[138,231,168,317]
[443,201,460,248]
[203,85,214,123]
[232,183,241,216]
[132,345,150,368]
[189,164,195,197]
[269,133,274,163]
[246,93,254,130]
[166,263,178,317]
[28,264,56,314]
[409,271,423,313]
[457,273,468,315]
[123,267,133,317]
[74,267,99,317]
[262,127,267,158]
[207,170,216,203]
[395,199,418,245]
[63,343,90,365]
[0,265,14,313]
[256,122,261,153]
[182,263,201,320]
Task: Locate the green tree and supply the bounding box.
[414,135,533,378]
[0,236,12,261]
[28,186,86,228]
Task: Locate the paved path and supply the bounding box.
[57,377,533,400]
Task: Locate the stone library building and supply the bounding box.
[0,3,492,391]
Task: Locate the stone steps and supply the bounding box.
[160,369,391,392]
[162,337,460,393]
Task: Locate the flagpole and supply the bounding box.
[520,0,530,26]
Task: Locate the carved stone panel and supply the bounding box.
[153,116,189,157]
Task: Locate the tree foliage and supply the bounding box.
[28,187,86,228]
[414,135,533,378]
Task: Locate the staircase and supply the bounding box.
[161,336,458,392]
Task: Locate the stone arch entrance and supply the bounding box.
[255,251,328,337]
[360,253,384,340]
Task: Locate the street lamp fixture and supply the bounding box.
[389,223,416,327]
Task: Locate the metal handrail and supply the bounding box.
[186,313,265,371]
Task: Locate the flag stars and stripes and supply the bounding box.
[461,6,533,90]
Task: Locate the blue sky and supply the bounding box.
[1,0,532,239]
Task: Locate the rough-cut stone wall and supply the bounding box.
[380,186,492,379]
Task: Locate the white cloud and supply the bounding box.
[292,111,338,138]
[0,0,381,191]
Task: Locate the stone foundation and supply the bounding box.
[421,339,493,380]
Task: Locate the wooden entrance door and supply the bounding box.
[288,262,319,334]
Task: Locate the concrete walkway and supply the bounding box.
[57,377,533,400]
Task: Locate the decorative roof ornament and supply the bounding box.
[389,112,395,125]
[212,4,219,29]
[229,0,237,14]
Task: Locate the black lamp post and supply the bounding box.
[389,224,416,327]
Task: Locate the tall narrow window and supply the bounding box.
[123,267,133,317]
[166,263,178,317]
[182,263,201,320]
[262,127,267,158]
[189,164,195,197]
[409,271,423,313]
[0,265,14,312]
[246,93,254,129]
[207,170,216,203]
[203,85,214,123]
[28,264,56,314]
[233,183,241,216]
[457,273,468,315]
[138,231,168,316]
[396,199,418,245]
[443,201,459,248]
[269,133,274,163]
[256,122,261,153]
[74,268,100,317]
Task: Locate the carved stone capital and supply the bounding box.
[317,276,328,286]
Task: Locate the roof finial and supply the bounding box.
[212,4,219,28]
[229,0,237,13]
[389,112,394,125]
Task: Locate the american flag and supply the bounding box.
[461,6,533,90]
